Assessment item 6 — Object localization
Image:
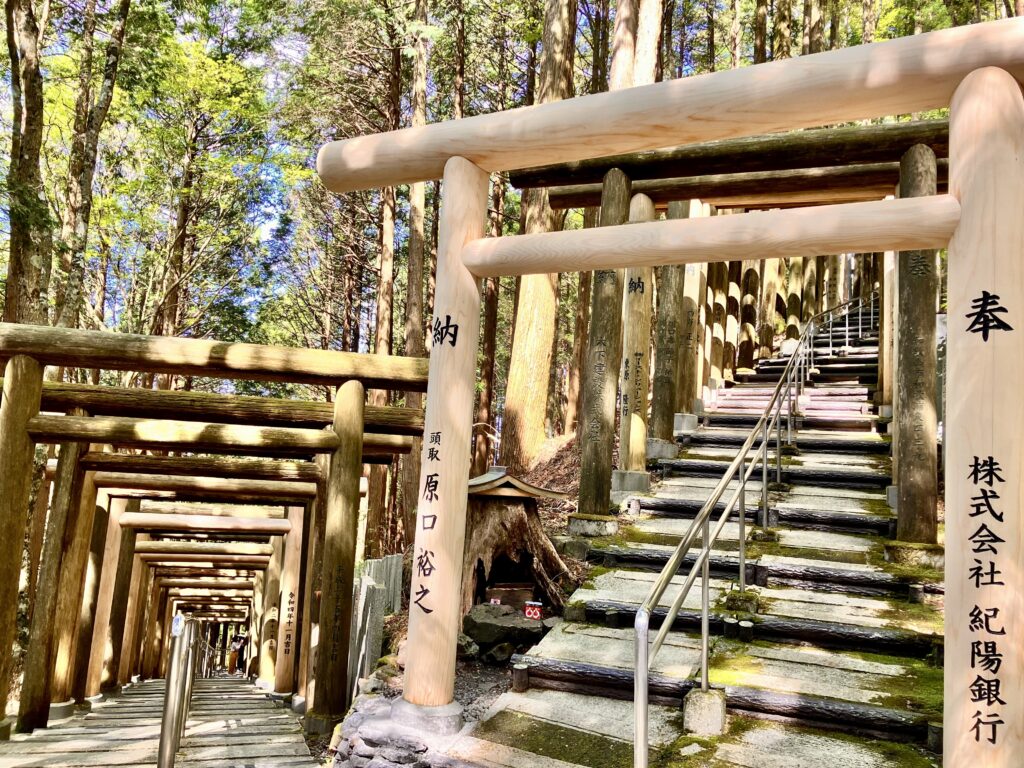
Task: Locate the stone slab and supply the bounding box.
[776,529,873,554]
[526,622,702,680]
[448,734,586,768]
[572,570,729,616]
[611,470,650,493]
[488,689,679,746]
[647,438,679,459]
[715,721,896,768]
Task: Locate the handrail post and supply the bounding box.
[761,422,769,528]
[179,621,197,746]
[738,464,747,591]
[786,378,793,445]
[775,404,783,483]
[700,517,710,692]
[634,609,650,768]
[158,618,188,768]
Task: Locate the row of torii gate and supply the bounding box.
[314,18,1023,768]
[0,17,1020,768]
[0,328,425,737]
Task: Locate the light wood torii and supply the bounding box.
[315,18,1024,764]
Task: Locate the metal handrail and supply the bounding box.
[158,617,219,768]
[633,290,878,768]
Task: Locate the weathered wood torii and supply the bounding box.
[0,324,426,735]
[318,19,1024,764]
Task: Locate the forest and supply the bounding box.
[1,0,1013,555]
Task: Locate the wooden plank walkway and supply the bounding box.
[0,677,320,767]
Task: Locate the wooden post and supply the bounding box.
[100,506,139,693]
[84,497,127,697]
[816,256,827,313]
[709,260,728,385]
[578,168,632,516]
[71,489,111,702]
[158,594,173,677]
[619,193,656,470]
[879,249,896,407]
[738,260,760,369]
[672,202,707,415]
[311,380,365,722]
[945,67,1024,766]
[402,156,489,715]
[894,145,939,544]
[142,578,163,679]
[679,259,707,415]
[119,542,148,684]
[724,260,742,380]
[826,254,842,309]
[701,213,715,402]
[26,445,55,612]
[786,257,804,339]
[16,437,86,731]
[802,254,819,322]
[298,486,324,711]
[274,505,304,695]
[759,259,781,360]
[51,456,103,706]
[247,571,263,677]
[258,533,283,688]
[0,355,43,717]
[651,200,691,440]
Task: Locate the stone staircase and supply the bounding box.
[0,676,318,768]
[455,306,943,767]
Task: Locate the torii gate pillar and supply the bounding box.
[945,67,1024,765]
[395,156,488,732]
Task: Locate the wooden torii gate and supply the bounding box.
[317,18,1024,765]
[0,324,426,736]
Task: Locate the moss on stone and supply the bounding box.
[864,544,944,584]
[593,525,682,549]
[474,710,634,768]
[648,714,762,768]
[879,597,944,635]
[572,513,618,523]
[791,723,939,767]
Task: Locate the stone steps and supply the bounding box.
[508,623,933,739]
[659,458,890,489]
[464,311,940,767]
[0,677,316,768]
[686,427,890,455]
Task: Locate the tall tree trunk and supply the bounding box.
[660,0,673,81]
[565,0,608,436]
[730,0,741,68]
[805,0,823,54]
[367,32,401,557]
[473,176,504,475]
[401,0,429,540]
[774,0,792,58]
[705,0,715,71]
[5,0,52,325]
[828,0,839,49]
[454,0,465,118]
[862,0,877,43]
[613,0,662,469]
[754,0,768,62]
[801,0,810,54]
[54,0,132,330]
[500,0,577,474]
[577,0,637,517]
